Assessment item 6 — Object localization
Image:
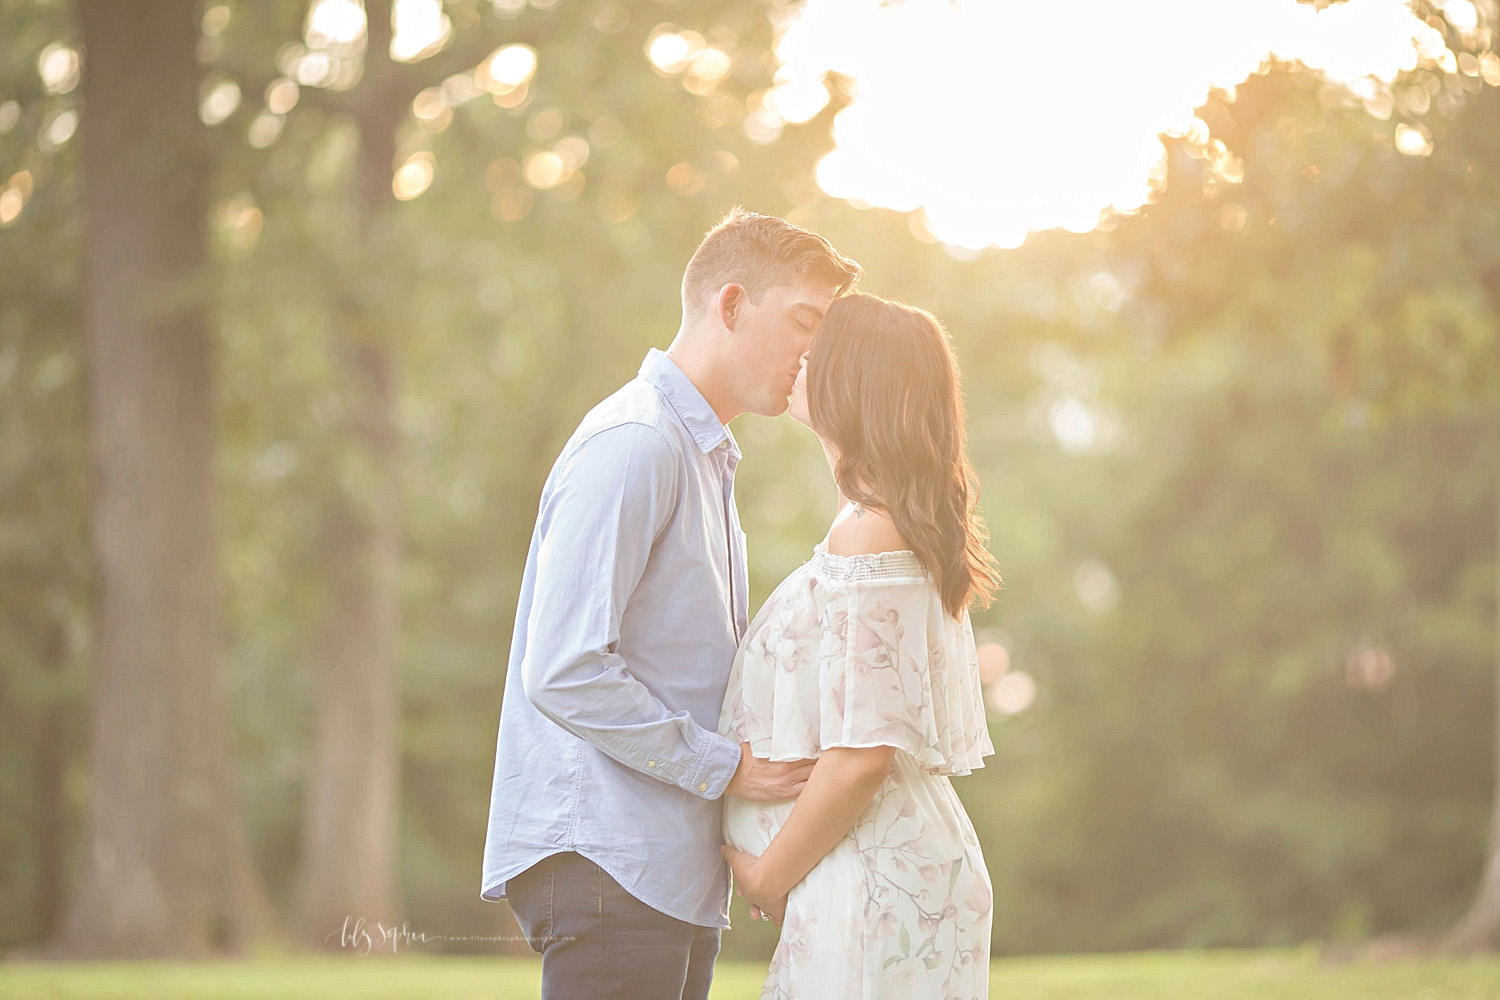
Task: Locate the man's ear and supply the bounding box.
[716,283,748,331]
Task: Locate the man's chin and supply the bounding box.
[748,397,791,419]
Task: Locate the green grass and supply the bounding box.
[2,949,1499,999]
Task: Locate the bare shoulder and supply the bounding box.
[826,503,912,557]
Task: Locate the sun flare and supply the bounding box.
[772,0,1452,249]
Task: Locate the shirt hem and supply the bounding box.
[480,848,572,902]
[579,847,731,930]
[481,848,730,929]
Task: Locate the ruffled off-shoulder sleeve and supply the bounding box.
[721,546,994,777]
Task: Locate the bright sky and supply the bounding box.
[282,0,1474,250]
[765,0,1462,249]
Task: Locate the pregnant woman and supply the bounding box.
[718,292,1001,999]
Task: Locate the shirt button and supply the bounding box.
[647,760,658,768]
[698,781,709,791]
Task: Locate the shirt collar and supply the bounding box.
[640,348,739,459]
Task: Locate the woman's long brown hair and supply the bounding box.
[808,293,1001,619]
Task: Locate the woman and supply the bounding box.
[718,292,1001,999]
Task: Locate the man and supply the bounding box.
[480,208,861,1000]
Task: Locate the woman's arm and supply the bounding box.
[723,505,909,919]
[721,744,897,907]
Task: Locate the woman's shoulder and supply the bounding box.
[825,502,910,558]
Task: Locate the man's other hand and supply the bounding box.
[723,742,816,801]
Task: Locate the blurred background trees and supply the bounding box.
[2,0,1500,963]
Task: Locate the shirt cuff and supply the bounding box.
[688,732,743,800]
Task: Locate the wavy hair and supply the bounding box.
[807,293,1001,619]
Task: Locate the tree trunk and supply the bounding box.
[33,621,69,941]
[297,0,405,947]
[55,0,252,957]
[297,345,403,946]
[1443,267,1500,953]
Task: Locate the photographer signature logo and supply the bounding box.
[325,915,552,955]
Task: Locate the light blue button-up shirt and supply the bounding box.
[481,348,749,928]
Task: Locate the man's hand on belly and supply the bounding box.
[724,742,816,801]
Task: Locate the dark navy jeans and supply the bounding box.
[506,851,722,1000]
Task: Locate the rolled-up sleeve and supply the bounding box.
[520,421,742,800]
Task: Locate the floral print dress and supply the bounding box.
[719,542,995,1000]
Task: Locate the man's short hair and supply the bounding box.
[681,207,861,313]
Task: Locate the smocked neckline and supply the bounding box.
[810,541,925,581]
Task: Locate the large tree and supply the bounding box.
[54,0,263,957]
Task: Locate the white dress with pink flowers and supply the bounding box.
[719,542,995,1000]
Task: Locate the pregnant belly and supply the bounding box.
[723,788,870,933]
[722,794,797,856]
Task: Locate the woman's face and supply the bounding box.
[788,350,812,427]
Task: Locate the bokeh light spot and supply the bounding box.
[483,44,538,91]
[524,150,566,189]
[200,79,242,126]
[1074,559,1119,613]
[976,643,1010,686]
[393,152,435,200]
[38,43,80,95]
[306,0,365,47]
[391,0,452,62]
[666,161,706,196]
[1394,121,1433,156]
[987,672,1037,716]
[38,109,78,151]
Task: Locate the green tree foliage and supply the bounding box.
[4,0,1500,960]
[0,0,88,950]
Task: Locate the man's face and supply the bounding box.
[788,350,812,428]
[730,275,839,418]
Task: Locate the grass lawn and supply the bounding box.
[2,948,1499,999]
